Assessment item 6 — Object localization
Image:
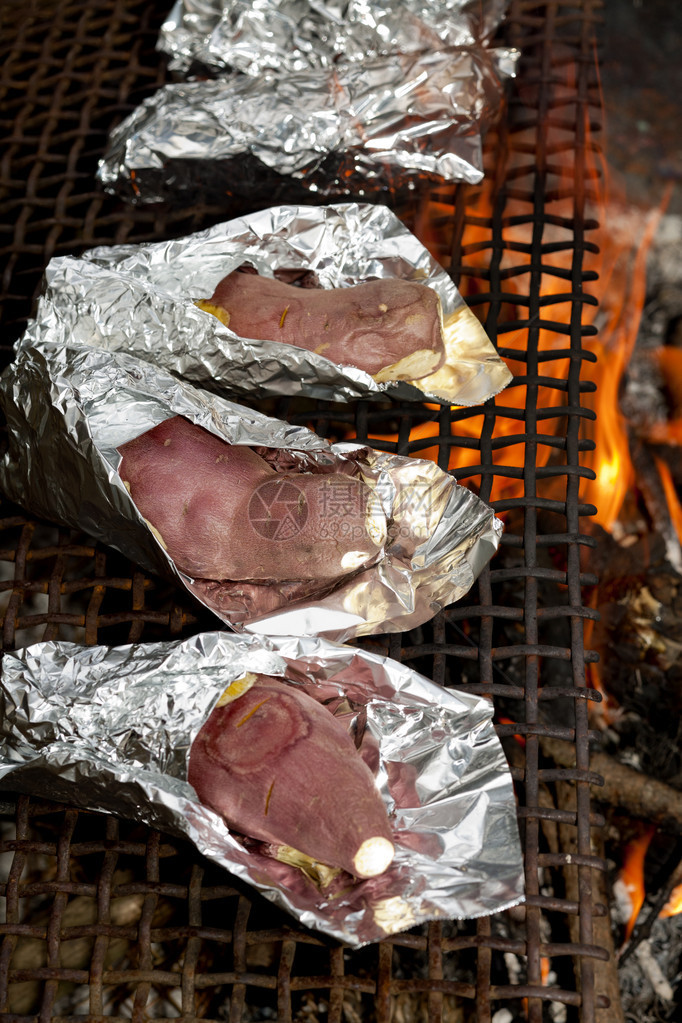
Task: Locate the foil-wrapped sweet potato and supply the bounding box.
[117,415,386,584]
[188,673,395,879]
[197,269,446,382]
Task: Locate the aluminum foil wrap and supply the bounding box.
[159,0,511,76]
[0,340,503,641]
[0,632,525,946]
[38,203,512,406]
[97,45,518,203]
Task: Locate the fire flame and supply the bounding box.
[655,454,682,546]
[619,828,682,935]
[579,196,670,531]
[496,715,526,747]
[357,97,671,527]
[660,882,682,919]
[520,956,552,1015]
[619,827,655,942]
[415,172,667,517]
[584,659,620,727]
[383,57,682,930]
[366,67,682,742]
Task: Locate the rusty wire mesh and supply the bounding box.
[0,0,609,1020]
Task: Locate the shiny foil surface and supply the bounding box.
[97,45,518,202]
[0,341,503,641]
[0,632,525,946]
[38,203,512,406]
[159,0,511,76]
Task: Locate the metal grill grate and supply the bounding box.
[0,1,609,1020]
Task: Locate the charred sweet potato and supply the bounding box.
[188,674,395,879]
[117,416,385,583]
[197,270,446,382]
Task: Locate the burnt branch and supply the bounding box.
[629,434,682,573]
[540,737,682,834]
[555,781,625,1023]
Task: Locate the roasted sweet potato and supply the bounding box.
[117,416,386,583]
[197,270,446,381]
[190,575,335,622]
[188,674,395,879]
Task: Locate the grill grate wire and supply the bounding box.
[0,1,608,1020]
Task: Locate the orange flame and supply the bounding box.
[541,957,551,986]
[579,195,671,530]
[353,83,606,500]
[375,82,673,536]
[619,827,655,941]
[521,956,552,1015]
[655,455,682,547]
[660,882,682,919]
[585,660,620,727]
[497,715,526,747]
[365,56,682,743]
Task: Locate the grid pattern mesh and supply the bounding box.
[0,1,608,1020]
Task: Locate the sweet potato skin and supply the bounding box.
[188,675,395,878]
[117,416,384,582]
[200,271,445,379]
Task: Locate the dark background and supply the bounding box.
[602,0,682,213]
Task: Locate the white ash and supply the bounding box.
[635,940,674,1003]
[619,913,682,1021]
[612,874,635,928]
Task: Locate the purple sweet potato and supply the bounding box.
[191,576,336,623]
[117,416,385,583]
[188,674,395,879]
[197,270,446,381]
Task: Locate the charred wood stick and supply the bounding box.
[539,737,682,834]
[591,829,626,1022]
[556,781,625,1023]
[629,434,682,573]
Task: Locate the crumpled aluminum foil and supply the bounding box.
[98,44,518,203]
[0,341,503,641]
[39,203,512,406]
[0,632,525,946]
[159,0,511,76]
